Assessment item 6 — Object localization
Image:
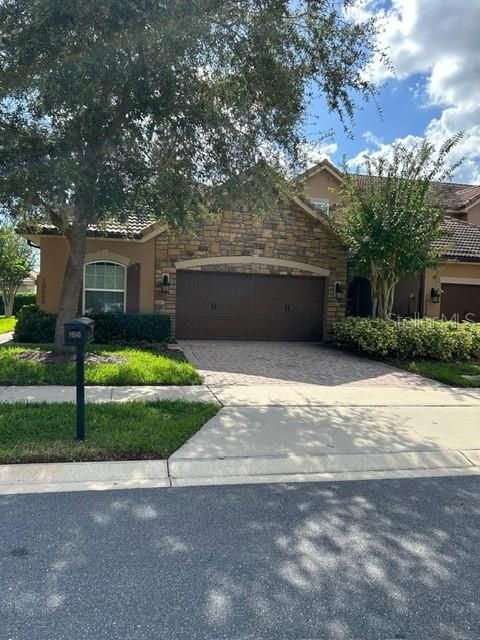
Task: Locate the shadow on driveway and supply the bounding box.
[180,340,439,387]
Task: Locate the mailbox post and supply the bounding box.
[64,318,95,440]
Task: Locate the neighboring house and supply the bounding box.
[20,159,480,339]
[300,160,480,323]
[22,195,347,341]
[17,270,38,294]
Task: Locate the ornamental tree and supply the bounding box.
[0,223,35,316]
[335,135,464,319]
[0,0,378,349]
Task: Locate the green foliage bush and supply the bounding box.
[14,305,171,344]
[334,316,480,362]
[0,293,37,316]
[14,305,56,343]
[89,313,171,344]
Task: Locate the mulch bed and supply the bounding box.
[16,350,126,365]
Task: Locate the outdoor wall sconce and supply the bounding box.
[334,281,346,301]
[431,286,442,303]
[161,273,170,293]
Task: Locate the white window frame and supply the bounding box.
[311,198,330,214]
[83,261,127,314]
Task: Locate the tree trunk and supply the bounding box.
[53,221,88,351]
[370,263,379,319]
[2,289,15,317]
[386,279,398,318]
[371,287,378,318]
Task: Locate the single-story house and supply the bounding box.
[17,270,38,294]
[21,159,480,339]
[23,190,348,341]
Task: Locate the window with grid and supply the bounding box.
[311,198,330,214]
[84,262,126,314]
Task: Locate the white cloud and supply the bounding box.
[348,133,423,170]
[347,0,480,184]
[299,140,338,167]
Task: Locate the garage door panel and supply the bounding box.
[440,284,480,322]
[176,270,325,340]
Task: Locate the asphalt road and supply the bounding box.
[1,476,480,640]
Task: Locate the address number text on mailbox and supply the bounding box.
[64,317,95,347]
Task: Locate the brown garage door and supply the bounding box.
[176,271,325,340]
[440,283,480,322]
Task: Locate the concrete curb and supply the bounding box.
[0,460,170,495]
[1,449,480,495]
[169,449,476,480]
[171,467,480,487]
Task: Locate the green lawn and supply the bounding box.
[0,316,15,334]
[0,344,202,386]
[405,360,480,387]
[0,400,218,463]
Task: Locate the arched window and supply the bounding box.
[84,261,126,314]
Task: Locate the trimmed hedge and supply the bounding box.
[0,293,37,316]
[334,316,480,362]
[13,305,171,344]
[14,305,56,343]
[89,313,171,344]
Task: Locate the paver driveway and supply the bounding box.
[179,340,437,387]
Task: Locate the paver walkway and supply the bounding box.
[179,340,440,387]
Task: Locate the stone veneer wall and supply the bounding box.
[154,205,347,337]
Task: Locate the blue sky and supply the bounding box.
[303,0,480,185]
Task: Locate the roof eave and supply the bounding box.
[296,159,343,184]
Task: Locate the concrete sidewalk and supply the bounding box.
[1,382,479,405]
[0,332,13,345]
[1,384,480,493]
[0,384,218,404]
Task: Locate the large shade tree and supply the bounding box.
[335,135,464,319]
[0,0,379,349]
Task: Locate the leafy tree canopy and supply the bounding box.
[0,223,35,316]
[335,135,464,319]
[0,0,378,226]
[0,0,379,346]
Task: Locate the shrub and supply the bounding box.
[89,313,171,344]
[0,293,37,316]
[334,316,480,362]
[333,316,398,357]
[13,306,171,344]
[14,305,56,343]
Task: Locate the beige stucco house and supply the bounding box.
[24,182,348,341]
[301,160,480,323]
[22,159,480,339]
[17,271,38,294]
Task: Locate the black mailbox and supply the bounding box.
[64,317,94,441]
[64,317,95,347]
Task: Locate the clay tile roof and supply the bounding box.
[353,174,480,211]
[299,161,480,211]
[85,214,158,238]
[25,213,159,239]
[434,216,480,262]
[432,182,480,210]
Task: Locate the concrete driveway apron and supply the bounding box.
[173,341,480,485]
